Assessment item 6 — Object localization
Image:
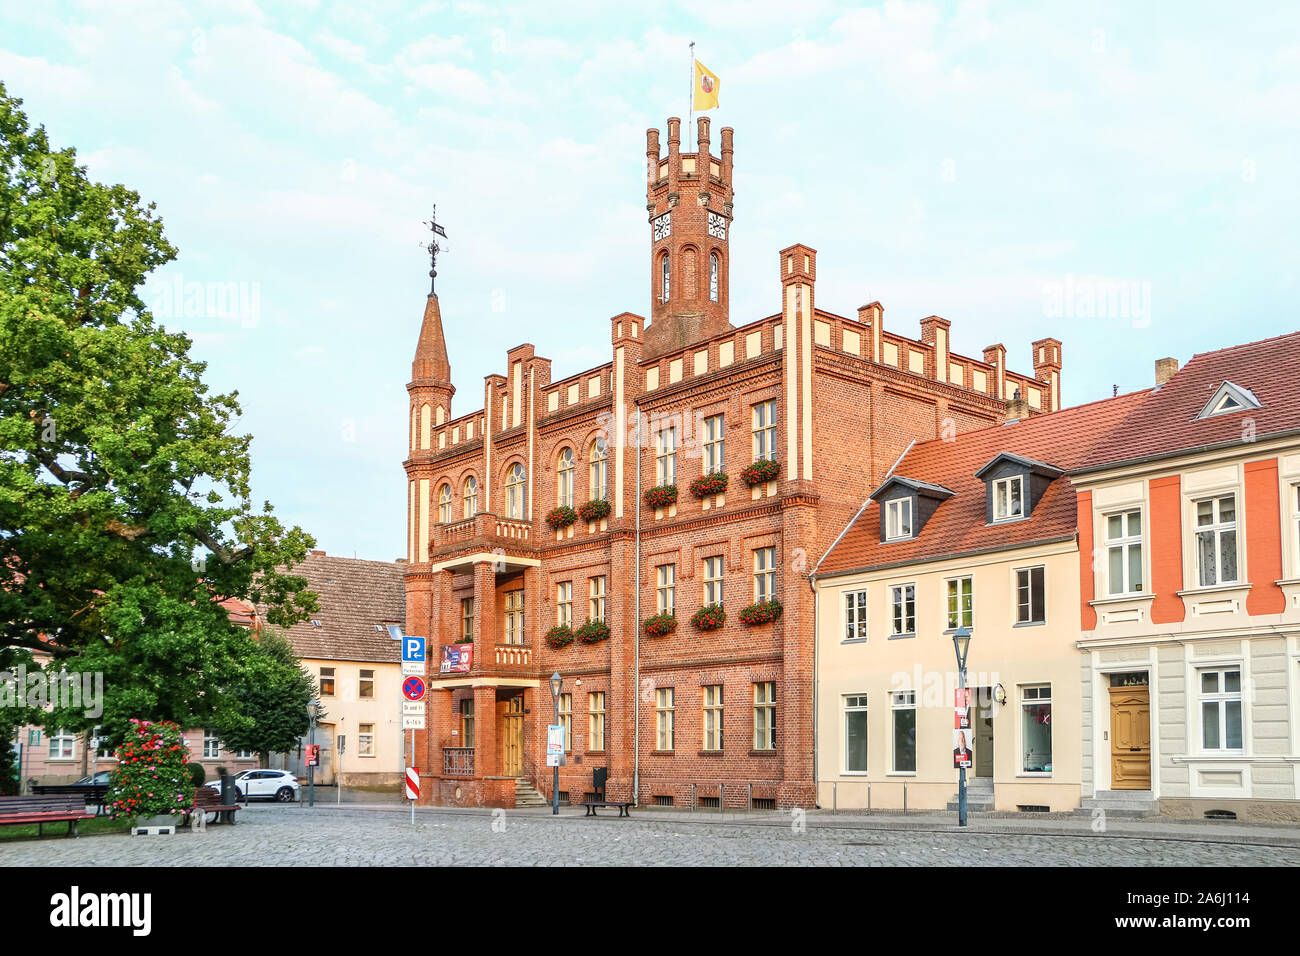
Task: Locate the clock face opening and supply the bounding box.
[652,213,671,242]
[708,212,727,240]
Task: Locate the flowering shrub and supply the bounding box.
[546,506,579,529]
[739,599,783,625]
[645,485,678,509]
[545,625,574,649]
[106,719,196,820]
[575,618,611,644]
[578,498,611,522]
[689,472,729,498]
[741,459,780,487]
[643,612,677,638]
[690,604,727,632]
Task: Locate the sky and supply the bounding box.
[3,0,1298,561]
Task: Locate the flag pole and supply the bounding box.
[688,41,695,151]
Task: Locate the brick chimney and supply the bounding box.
[1155,357,1179,385]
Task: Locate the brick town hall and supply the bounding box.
[404,116,1063,809]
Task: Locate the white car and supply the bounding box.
[206,769,301,803]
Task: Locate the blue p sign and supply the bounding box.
[403,636,425,663]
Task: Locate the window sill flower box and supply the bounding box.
[576,619,611,644]
[545,625,574,649]
[739,599,783,626]
[741,459,779,487]
[690,604,726,632]
[578,498,611,522]
[689,472,729,498]
[643,612,677,638]
[546,506,579,529]
[645,485,678,509]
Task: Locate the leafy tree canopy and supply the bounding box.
[212,630,318,763]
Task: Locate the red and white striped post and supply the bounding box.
[405,766,419,824]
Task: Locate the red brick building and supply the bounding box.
[404,116,1063,809]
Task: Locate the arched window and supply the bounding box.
[556,447,574,508]
[710,252,719,302]
[661,252,670,302]
[589,438,608,501]
[506,463,527,519]
[463,475,478,519]
[438,484,452,524]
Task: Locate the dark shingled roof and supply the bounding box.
[259,552,406,663]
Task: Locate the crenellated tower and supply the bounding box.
[643,116,734,358]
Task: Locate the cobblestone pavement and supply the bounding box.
[3,804,1299,866]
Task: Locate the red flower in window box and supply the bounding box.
[689,472,729,498]
[578,498,611,522]
[690,604,727,632]
[545,625,574,649]
[576,618,611,644]
[739,600,783,626]
[741,459,779,487]
[644,485,678,509]
[545,506,579,529]
[643,612,677,638]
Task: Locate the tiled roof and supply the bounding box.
[257,553,406,663]
[816,389,1151,577]
[1074,331,1300,470]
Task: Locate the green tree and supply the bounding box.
[213,631,318,766]
[0,82,318,741]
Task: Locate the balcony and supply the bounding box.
[494,644,533,668]
[443,747,474,777]
[429,511,536,563]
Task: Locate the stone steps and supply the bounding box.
[1075,790,1159,819]
[513,779,549,808]
[945,781,995,812]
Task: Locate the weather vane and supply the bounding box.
[423,204,447,294]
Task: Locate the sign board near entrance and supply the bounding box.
[402,713,427,730]
[401,701,425,717]
[401,660,425,677]
[546,724,565,767]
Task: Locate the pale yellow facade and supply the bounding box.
[304,658,405,787]
[814,539,1084,812]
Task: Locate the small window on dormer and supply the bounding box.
[1197,381,1262,420]
[992,476,1024,522]
[885,498,913,540]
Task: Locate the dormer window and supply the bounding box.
[992,475,1024,522]
[1197,381,1262,420]
[885,499,913,540]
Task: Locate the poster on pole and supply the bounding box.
[953,729,973,769]
[546,724,565,767]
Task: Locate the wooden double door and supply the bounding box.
[1109,686,1151,790]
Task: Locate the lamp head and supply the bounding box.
[549,671,562,699]
[952,625,972,670]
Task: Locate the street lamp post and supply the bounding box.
[952,626,972,827]
[549,672,562,815]
[308,700,319,808]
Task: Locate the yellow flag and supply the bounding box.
[693,59,720,111]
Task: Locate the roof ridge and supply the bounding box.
[1185,329,1300,363]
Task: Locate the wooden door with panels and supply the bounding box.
[1109,685,1151,790]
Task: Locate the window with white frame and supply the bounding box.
[946,576,973,630]
[752,400,777,462]
[1292,484,1300,573]
[709,252,719,302]
[703,555,725,606]
[505,463,527,519]
[1195,495,1238,587]
[1021,685,1053,772]
[890,584,915,636]
[1199,667,1243,752]
[1106,509,1144,595]
[844,590,868,641]
[702,684,724,751]
[556,447,575,508]
[359,669,374,699]
[1016,566,1045,624]
[589,439,608,501]
[49,728,75,761]
[589,575,607,622]
[753,546,776,602]
[844,695,868,774]
[885,498,913,540]
[438,483,452,523]
[657,564,676,614]
[358,723,375,757]
[319,666,336,697]
[504,589,525,644]
[202,729,220,759]
[661,252,670,302]
[702,413,725,474]
[753,682,776,751]
[463,475,478,518]
[588,692,606,751]
[558,693,571,750]
[993,475,1024,522]
[656,687,674,751]
[891,691,916,772]
[655,425,677,486]
[556,581,572,628]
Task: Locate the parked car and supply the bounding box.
[205,769,300,803]
[73,771,113,786]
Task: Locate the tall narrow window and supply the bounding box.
[752,400,777,462]
[656,688,675,751]
[438,483,452,523]
[891,691,916,772]
[358,724,375,757]
[459,699,474,748]
[703,414,725,474]
[460,598,474,642]
[588,575,607,622]
[844,590,868,641]
[1106,510,1144,595]
[556,447,574,508]
[656,425,677,486]
[753,546,776,602]
[504,589,525,644]
[753,682,776,751]
[890,584,916,636]
[556,582,572,628]
[1199,668,1243,752]
[657,564,676,614]
[702,685,724,751]
[661,253,670,302]
[463,475,478,518]
[201,730,220,760]
[703,555,725,606]
[1021,685,1052,772]
[359,669,374,699]
[844,695,868,774]
[558,693,572,750]
[1292,485,1300,573]
[993,475,1024,521]
[1195,495,1237,586]
[1016,566,1046,624]
[709,252,719,302]
[505,463,527,519]
[589,438,608,501]
[588,692,606,751]
[946,576,973,630]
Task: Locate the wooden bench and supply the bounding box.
[31,784,110,816]
[184,787,241,826]
[580,799,632,818]
[0,795,96,837]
